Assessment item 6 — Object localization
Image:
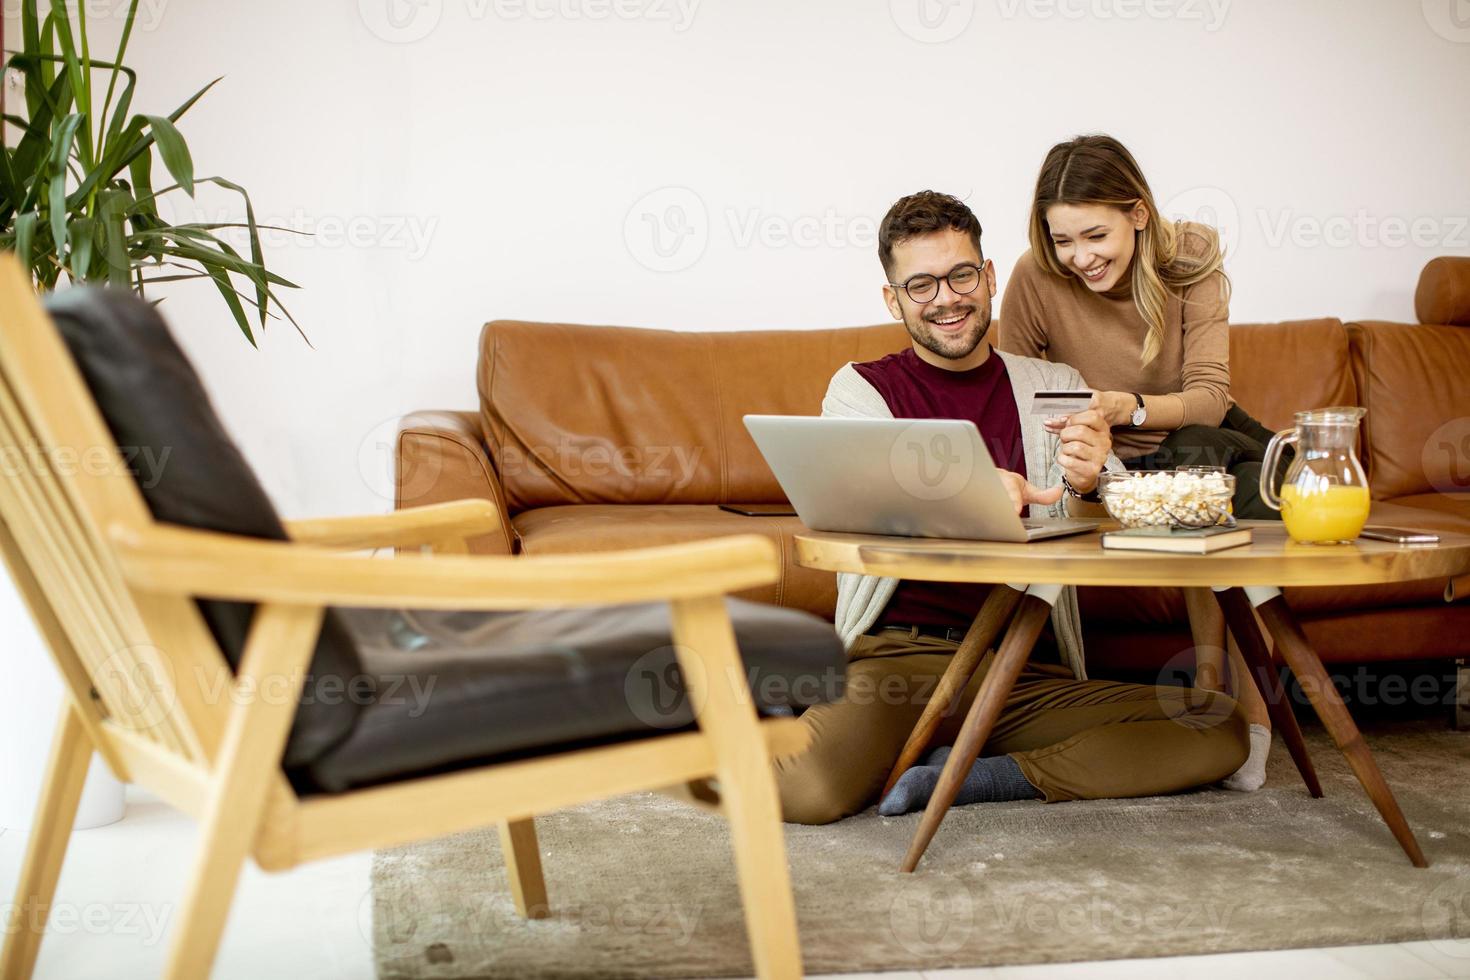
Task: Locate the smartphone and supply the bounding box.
[1359,526,1440,544]
[1031,389,1093,416]
[718,503,798,517]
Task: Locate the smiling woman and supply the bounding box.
[998,133,1284,521]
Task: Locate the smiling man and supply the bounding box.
[770,190,1249,825]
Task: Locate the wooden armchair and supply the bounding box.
[0,256,837,980]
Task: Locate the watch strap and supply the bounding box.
[1062,475,1103,504]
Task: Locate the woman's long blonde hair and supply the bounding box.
[1028,134,1229,367]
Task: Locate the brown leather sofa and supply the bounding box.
[397,258,1470,669]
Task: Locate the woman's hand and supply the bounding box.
[1086,390,1135,428]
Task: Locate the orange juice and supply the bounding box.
[1280,484,1371,543]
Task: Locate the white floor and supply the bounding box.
[3,789,1467,980]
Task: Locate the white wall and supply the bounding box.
[12,0,1470,519]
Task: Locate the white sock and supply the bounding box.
[1221,723,1271,792]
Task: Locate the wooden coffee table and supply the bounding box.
[794,520,1470,872]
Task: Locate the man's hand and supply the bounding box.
[997,469,1064,515]
[1043,408,1111,493]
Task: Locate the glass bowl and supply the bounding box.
[1097,469,1236,529]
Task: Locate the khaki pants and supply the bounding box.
[774,629,1249,825]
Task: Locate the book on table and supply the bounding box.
[1101,525,1254,554]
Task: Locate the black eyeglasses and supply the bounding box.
[888,261,986,304]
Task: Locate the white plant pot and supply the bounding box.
[0,568,125,831]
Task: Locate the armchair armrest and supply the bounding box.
[111,523,780,610]
[283,499,503,551]
[397,410,515,554]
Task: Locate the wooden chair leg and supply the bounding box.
[1,703,93,980]
[161,604,325,979]
[1252,595,1428,868]
[1215,588,1322,798]
[160,807,254,980]
[498,819,549,919]
[901,594,1052,873]
[671,595,802,980]
[882,585,1023,797]
[719,767,803,980]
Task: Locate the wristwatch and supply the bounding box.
[1129,392,1147,428]
[1062,475,1103,504]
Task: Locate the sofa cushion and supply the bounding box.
[1348,321,1470,500]
[1415,256,1470,327]
[1084,603,1470,671]
[299,598,846,792]
[513,504,837,618]
[1077,576,1452,628]
[47,288,365,769]
[1373,492,1470,533]
[478,320,908,513]
[1227,319,1356,433]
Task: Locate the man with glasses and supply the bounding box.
[772,190,1249,824]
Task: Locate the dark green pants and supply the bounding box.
[1124,404,1288,519]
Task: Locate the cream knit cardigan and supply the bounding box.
[823,348,1124,681]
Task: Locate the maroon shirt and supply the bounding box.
[853,348,1025,629]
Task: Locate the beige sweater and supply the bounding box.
[997,222,1231,460]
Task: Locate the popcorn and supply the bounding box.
[1099,470,1234,528]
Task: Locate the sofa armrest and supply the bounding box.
[396,410,515,554]
[284,499,504,551]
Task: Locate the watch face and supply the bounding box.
[1131,406,1147,426]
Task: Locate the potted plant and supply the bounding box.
[1,0,300,344]
[1,0,300,830]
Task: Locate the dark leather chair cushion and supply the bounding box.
[49,288,847,795]
[297,597,847,793]
[48,288,364,767]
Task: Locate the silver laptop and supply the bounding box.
[743,415,1097,543]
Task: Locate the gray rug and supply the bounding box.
[371,720,1470,978]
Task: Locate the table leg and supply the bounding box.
[1214,588,1322,798]
[880,585,1024,798]
[900,588,1055,873]
[1251,593,1429,868]
[1454,659,1469,733]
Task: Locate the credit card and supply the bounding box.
[1030,390,1093,416]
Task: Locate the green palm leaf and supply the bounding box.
[0,0,304,345]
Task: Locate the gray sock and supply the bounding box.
[878,748,1040,817]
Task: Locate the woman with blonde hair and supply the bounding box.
[1000,133,1282,517]
[1000,133,1276,790]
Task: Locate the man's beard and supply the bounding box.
[904,301,991,362]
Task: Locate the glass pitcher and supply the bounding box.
[1260,407,1371,544]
